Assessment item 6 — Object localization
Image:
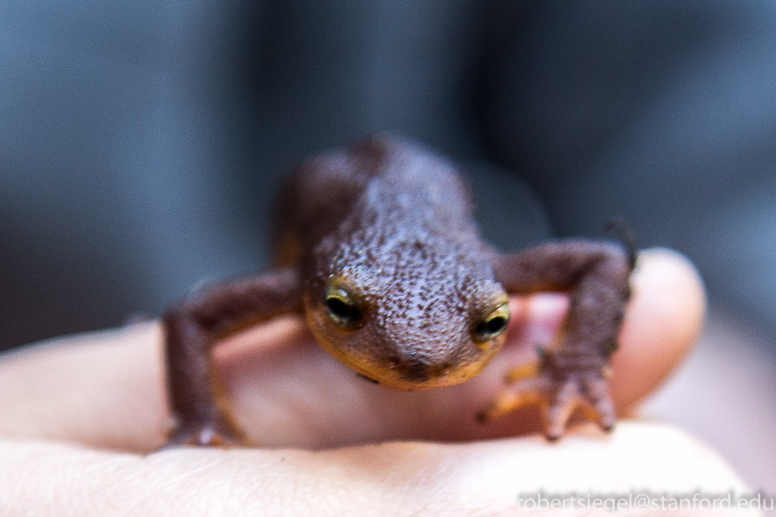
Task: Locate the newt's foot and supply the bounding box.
[478,351,616,441]
[164,415,250,448]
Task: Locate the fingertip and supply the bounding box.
[612,248,706,409]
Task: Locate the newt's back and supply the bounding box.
[272,135,481,267]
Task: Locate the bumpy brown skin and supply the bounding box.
[163,135,633,446]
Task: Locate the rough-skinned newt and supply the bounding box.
[163,135,634,446]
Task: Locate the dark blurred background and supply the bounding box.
[1,0,775,498]
[2,0,776,352]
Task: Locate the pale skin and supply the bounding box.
[0,250,757,516]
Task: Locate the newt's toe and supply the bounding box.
[583,374,617,432]
[163,415,249,449]
[543,368,617,439]
[478,369,550,424]
[544,378,581,440]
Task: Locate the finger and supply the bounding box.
[0,322,169,451]
[0,423,754,517]
[0,248,704,451]
[610,248,705,411]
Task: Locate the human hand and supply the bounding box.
[0,249,756,515]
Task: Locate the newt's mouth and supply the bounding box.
[338,351,498,391]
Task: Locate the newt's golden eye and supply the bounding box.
[473,303,510,343]
[324,282,364,329]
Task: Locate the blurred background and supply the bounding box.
[0,0,773,501]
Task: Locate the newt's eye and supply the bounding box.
[324,283,364,329]
[473,303,510,343]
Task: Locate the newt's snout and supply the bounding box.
[392,355,453,382]
[345,332,506,390]
[401,357,434,381]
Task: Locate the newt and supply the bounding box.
[163,135,634,446]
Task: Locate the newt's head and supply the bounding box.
[304,233,510,390]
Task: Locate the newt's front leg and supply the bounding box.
[482,241,634,440]
[163,267,302,446]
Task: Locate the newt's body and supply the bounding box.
[163,135,633,446]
